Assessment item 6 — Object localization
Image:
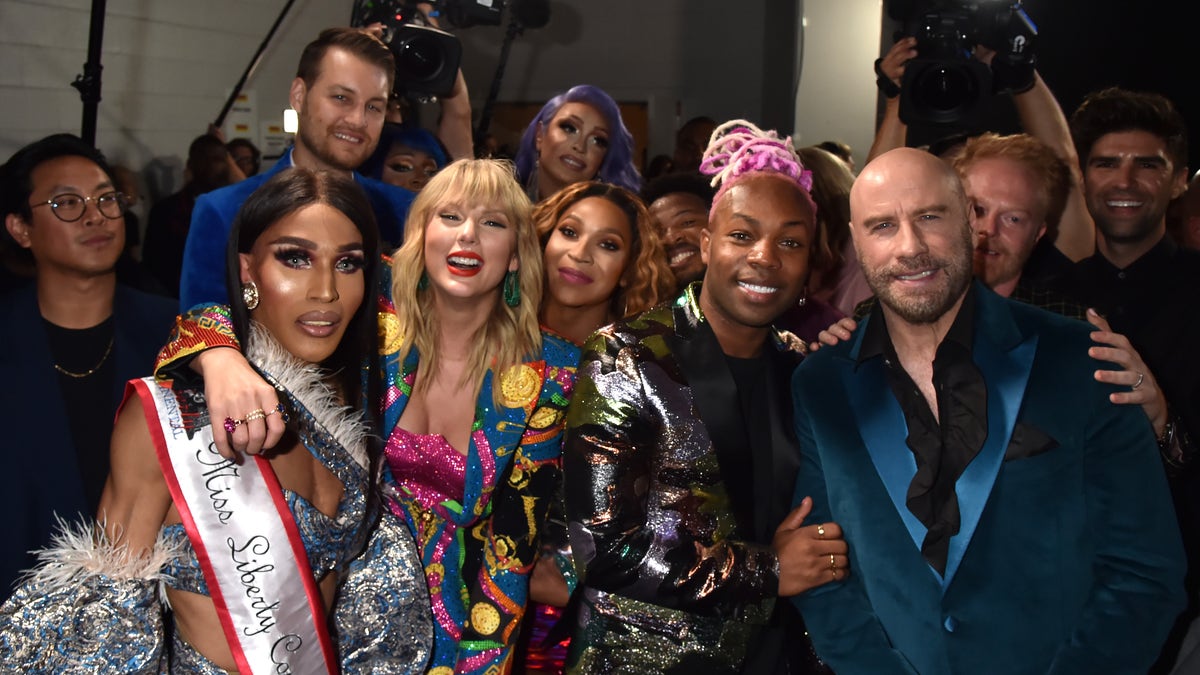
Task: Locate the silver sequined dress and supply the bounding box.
[0,329,433,673]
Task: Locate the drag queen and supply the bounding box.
[0,168,431,673]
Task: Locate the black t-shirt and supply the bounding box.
[721,351,771,543]
[44,317,116,514]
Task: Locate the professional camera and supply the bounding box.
[351,1,506,96]
[889,0,1038,126]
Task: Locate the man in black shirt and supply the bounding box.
[0,135,176,602]
[1069,86,1200,673]
[791,147,1184,674]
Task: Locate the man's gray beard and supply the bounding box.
[867,247,973,325]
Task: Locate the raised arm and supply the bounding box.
[866,37,916,164]
[1011,71,1095,261]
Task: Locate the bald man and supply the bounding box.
[788,148,1185,675]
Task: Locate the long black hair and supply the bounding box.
[224,167,383,474]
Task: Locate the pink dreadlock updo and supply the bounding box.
[698,119,816,221]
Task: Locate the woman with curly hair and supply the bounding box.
[535,181,674,345]
[514,85,641,202]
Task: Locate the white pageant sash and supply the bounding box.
[134,378,338,675]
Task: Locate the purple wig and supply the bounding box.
[514,84,641,197]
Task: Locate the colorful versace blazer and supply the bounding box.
[375,265,579,674]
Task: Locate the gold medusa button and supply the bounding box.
[470,602,501,636]
[377,311,403,354]
[528,406,559,430]
[499,364,539,408]
[428,668,455,675]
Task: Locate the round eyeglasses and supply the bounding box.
[30,191,129,223]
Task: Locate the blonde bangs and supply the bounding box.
[389,159,544,400]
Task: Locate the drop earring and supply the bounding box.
[503,270,521,307]
[797,285,807,307]
[242,281,260,310]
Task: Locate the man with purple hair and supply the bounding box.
[562,121,838,674]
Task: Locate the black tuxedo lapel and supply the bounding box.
[668,308,757,538]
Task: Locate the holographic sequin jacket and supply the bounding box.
[562,284,820,674]
[0,326,433,673]
[376,263,580,674]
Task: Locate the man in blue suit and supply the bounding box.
[179,27,414,310]
[791,147,1185,674]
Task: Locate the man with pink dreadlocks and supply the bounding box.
[561,121,839,674]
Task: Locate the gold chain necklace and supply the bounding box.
[54,336,115,378]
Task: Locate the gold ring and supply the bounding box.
[817,524,826,539]
[245,408,266,422]
[829,553,837,570]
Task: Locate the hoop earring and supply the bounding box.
[503,270,521,307]
[242,281,260,310]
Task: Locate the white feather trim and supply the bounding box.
[245,323,371,469]
[23,517,185,602]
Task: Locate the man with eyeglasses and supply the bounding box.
[0,133,177,602]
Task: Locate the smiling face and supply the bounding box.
[698,175,813,350]
[648,191,709,286]
[961,157,1047,294]
[239,203,366,364]
[5,155,124,280]
[291,47,389,173]
[536,102,609,198]
[850,149,974,326]
[381,143,439,193]
[542,196,633,314]
[422,194,519,308]
[1084,129,1187,247]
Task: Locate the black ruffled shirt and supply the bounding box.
[857,287,988,575]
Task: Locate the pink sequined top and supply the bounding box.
[385,427,471,512]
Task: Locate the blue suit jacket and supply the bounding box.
[0,283,177,600]
[791,283,1185,675]
[177,151,414,310]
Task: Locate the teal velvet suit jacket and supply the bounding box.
[790,283,1185,675]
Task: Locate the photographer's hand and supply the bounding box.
[880,36,917,86]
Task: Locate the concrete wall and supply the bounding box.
[0,0,875,194]
[793,0,883,172]
[0,0,348,198]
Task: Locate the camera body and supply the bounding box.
[891,0,1038,126]
[351,1,506,96]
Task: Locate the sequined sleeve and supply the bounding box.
[0,520,181,673]
[334,510,433,674]
[153,303,240,382]
[563,325,780,616]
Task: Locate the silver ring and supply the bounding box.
[1132,372,1145,391]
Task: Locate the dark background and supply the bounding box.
[884,0,1195,172]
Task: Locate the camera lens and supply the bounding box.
[392,34,445,82]
[913,64,977,114]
